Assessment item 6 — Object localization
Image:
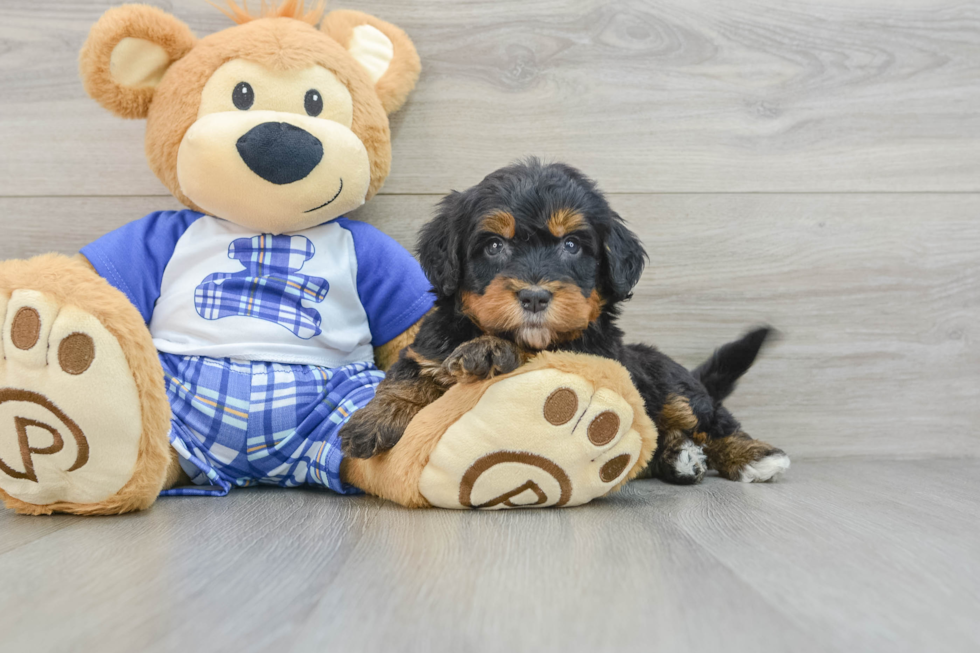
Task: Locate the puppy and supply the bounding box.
[341,159,789,484]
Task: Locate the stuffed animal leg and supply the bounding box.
[342,352,658,509]
[0,255,655,514]
[0,255,174,515]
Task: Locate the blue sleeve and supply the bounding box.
[338,218,434,346]
[80,210,203,323]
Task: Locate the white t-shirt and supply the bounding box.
[81,210,433,368]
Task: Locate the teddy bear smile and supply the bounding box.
[304,178,344,213]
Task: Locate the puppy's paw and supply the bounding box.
[339,409,403,459]
[738,450,790,482]
[443,335,523,383]
[705,434,790,482]
[651,439,707,485]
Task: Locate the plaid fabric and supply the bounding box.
[194,234,330,340]
[158,353,384,497]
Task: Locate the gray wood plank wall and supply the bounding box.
[1,0,977,459]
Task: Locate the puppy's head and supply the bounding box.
[418,159,646,350]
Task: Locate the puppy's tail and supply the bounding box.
[692,326,774,403]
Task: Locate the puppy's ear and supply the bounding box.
[321,10,421,114]
[602,213,647,301]
[417,192,465,297]
[79,5,196,119]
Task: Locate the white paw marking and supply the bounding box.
[672,440,707,478]
[738,452,791,483]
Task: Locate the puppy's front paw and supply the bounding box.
[444,335,523,383]
[340,409,402,459]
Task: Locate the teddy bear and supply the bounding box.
[0,1,657,515]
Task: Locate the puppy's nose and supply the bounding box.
[518,287,553,314]
[236,122,323,185]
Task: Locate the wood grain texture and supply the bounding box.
[0,490,384,652]
[0,459,977,653]
[2,193,976,459]
[0,512,82,557]
[2,0,980,195]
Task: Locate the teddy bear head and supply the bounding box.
[80,1,420,233]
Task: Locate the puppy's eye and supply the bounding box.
[563,237,582,255]
[232,82,254,110]
[484,238,505,257]
[305,89,323,117]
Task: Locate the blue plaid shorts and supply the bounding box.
[157,353,385,497]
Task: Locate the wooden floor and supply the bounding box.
[1,1,979,651]
[0,459,977,653]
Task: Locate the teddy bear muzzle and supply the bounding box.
[175,109,371,233]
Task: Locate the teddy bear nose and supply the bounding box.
[236,122,324,185]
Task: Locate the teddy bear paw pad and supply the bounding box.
[0,290,143,506]
[419,368,644,509]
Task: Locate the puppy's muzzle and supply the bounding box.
[236,122,324,185]
[517,287,552,314]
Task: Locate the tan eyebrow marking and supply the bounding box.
[480,210,516,239]
[547,208,586,237]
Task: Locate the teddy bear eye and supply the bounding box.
[232,82,254,110]
[305,89,323,117]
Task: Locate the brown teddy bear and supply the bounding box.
[0,1,656,515]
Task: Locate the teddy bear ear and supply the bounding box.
[79,4,196,120]
[320,10,421,114]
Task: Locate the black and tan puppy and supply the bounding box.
[341,159,790,484]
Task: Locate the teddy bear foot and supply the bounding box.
[422,366,649,508]
[0,256,172,515]
[343,351,658,509]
